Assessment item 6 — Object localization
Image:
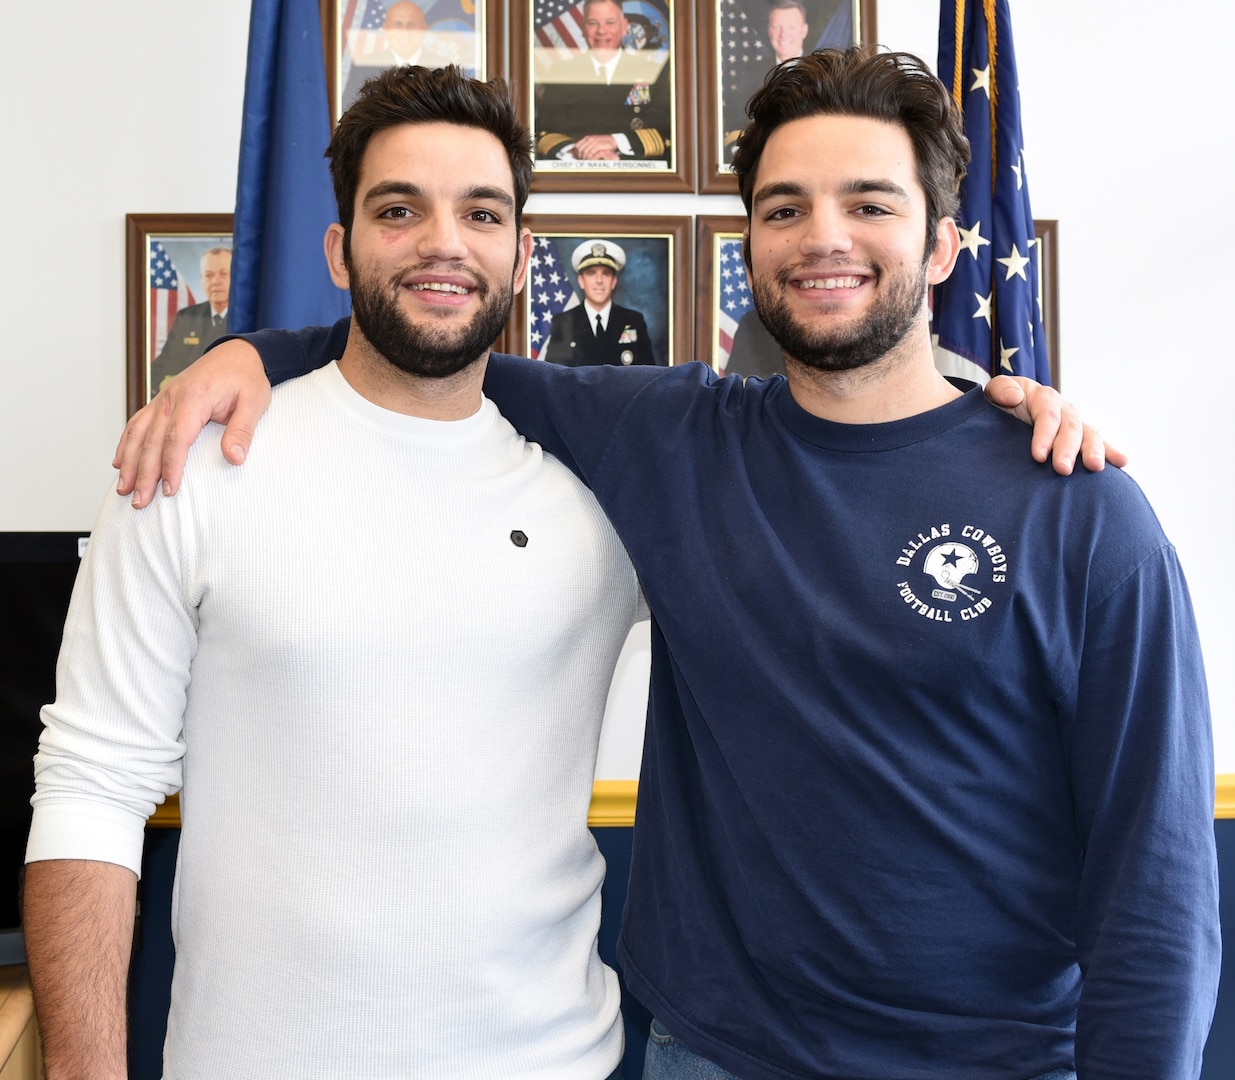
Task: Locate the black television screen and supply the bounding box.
[0,531,88,964]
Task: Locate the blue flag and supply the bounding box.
[232,0,352,333]
[933,0,1049,385]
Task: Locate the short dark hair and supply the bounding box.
[326,65,532,237]
[731,47,970,245]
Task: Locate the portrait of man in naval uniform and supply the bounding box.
[533,0,674,169]
[543,239,659,367]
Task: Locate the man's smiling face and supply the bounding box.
[332,121,529,379]
[747,113,953,374]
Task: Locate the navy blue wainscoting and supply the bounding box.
[129,828,178,1080]
[129,822,1233,1080]
[593,825,653,1078]
[1202,818,1235,1078]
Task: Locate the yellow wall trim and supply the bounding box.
[148,780,641,830]
[1217,773,1235,819]
[588,780,638,827]
[149,776,1234,829]
[147,796,180,829]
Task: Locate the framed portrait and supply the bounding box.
[512,1,694,193]
[1032,219,1060,387]
[323,0,502,123]
[126,214,234,416]
[698,0,878,193]
[694,215,783,379]
[508,215,691,367]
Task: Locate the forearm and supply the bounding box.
[219,317,350,386]
[23,859,138,1080]
[1074,783,1219,1077]
[116,318,349,504]
[1072,549,1220,1076]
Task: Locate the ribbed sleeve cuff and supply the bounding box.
[25,799,150,878]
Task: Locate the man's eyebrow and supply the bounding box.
[840,178,912,201]
[751,177,913,208]
[362,181,424,208]
[361,181,515,212]
[751,180,809,209]
[462,185,516,212]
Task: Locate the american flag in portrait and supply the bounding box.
[714,236,753,373]
[341,0,390,63]
[527,236,581,360]
[534,0,588,65]
[148,241,195,360]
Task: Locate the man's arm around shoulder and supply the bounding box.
[114,319,348,507]
[112,329,1123,507]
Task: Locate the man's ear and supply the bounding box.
[927,217,961,286]
[512,227,534,295]
[324,224,350,289]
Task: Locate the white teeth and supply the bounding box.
[797,276,862,290]
[409,282,470,294]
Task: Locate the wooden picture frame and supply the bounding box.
[698,0,877,194]
[322,0,502,124]
[512,0,694,193]
[1032,218,1060,388]
[508,215,692,366]
[126,214,234,416]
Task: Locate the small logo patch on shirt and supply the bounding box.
[891,520,1010,624]
[510,530,529,548]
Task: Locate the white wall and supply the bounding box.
[1,1,252,530]
[2,1,1230,774]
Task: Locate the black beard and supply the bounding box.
[347,260,514,379]
[752,259,928,374]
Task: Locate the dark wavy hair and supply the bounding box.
[731,47,971,246]
[326,64,532,237]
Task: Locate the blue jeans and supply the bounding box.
[641,1016,1078,1080]
[641,1019,741,1079]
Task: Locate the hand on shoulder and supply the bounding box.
[114,338,272,507]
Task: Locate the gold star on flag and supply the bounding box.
[973,292,993,327]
